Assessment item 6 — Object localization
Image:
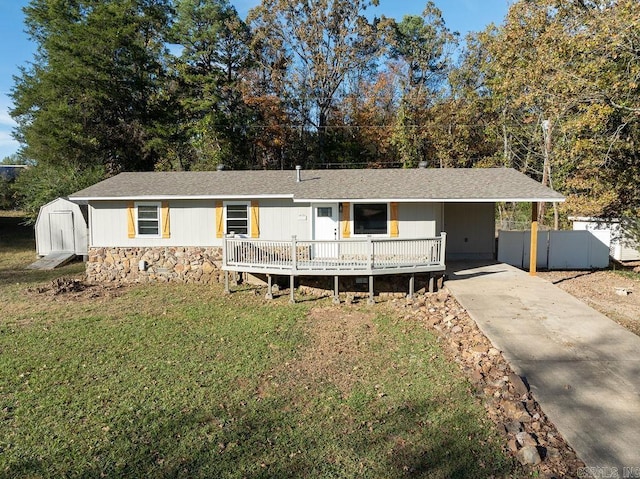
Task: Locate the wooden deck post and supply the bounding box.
[333,276,340,304]
[408,274,415,300]
[265,274,273,300]
[224,270,230,294]
[428,274,435,293]
[368,276,375,305]
[530,202,539,276]
[289,275,295,303]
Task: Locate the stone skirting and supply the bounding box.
[86,247,223,284]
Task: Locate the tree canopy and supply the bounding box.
[8,0,640,224]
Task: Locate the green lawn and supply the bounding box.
[0,213,514,478]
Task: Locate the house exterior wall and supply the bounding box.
[89,200,219,247]
[397,203,441,238]
[88,199,444,248]
[84,199,449,284]
[35,198,89,256]
[443,202,495,260]
[259,199,312,240]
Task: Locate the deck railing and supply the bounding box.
[223,234,446,276]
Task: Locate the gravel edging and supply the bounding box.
[390,288,585,478]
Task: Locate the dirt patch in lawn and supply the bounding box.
[258,307,379,398]
[537,269,640,336]
[26,276,129,302]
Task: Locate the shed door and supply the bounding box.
[49,211,75,252]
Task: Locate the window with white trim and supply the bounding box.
[353,203,388,235]
[225,203,249,235]
[136,203,160,236]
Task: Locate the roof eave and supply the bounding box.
[70,194,295,201]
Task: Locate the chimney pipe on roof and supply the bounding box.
[295,165,302,182]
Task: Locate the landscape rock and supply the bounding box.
[388,289,585,478]
[509,372,529,397]
[86,246,223,285]
[516,445,542,466]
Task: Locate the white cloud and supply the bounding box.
[0,130,19,160]
[0,93,17,127]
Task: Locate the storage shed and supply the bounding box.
[571,217,640,262]
[35,197,89,257]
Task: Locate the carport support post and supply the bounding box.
[530,202,539,276]
[333,276,340,304]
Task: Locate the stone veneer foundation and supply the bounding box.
[86,247,224,284]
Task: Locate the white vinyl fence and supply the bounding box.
[498,230,610,270]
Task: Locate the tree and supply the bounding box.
[169,0,255,170]
[467,0,640,225]
[248,0,382,166]
[383,2,458,167]
[11,0,175,174]
[12,163,104,223]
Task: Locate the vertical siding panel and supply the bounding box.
[161,201,170,238]
[390,202,399,238]
[127,201,136,238]
[250,201,260,238]
[215,201,224,238]
[341,202,350,238]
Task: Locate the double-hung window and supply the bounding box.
[226,203,249,236]
[353,203,388,235]
[136,203,160,236]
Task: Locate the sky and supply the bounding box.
[0,0,513,161]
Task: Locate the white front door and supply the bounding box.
[313,204,339,258]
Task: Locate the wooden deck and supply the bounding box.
[222,235,447,302]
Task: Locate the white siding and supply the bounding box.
[444,203,495,260]
[35,198,88,256]
[572,218,640,262]
[397,203,441,238]
[90,200,218,247]
[89,198,311,247]
[259,199,312,241]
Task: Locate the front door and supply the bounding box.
[313,204,339,258]
[49,211,75,252]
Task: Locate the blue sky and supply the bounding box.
[0,0,512,161]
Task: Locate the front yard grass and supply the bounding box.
[0,212,513,478]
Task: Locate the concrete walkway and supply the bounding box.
[445,262,640,473]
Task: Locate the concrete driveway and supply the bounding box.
[445,262,640,475]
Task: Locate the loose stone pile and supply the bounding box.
[390,289,585,478]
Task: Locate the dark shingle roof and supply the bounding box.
[69,168,564,202]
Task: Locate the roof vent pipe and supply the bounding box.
[295,165,302,182]
[418,161,428,169]
[216,164,225,171]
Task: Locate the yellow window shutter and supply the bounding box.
[250,201,260,238]
[161,201,170,238]
[390,202,399,238]
[127,201,136,238]
[215,201,224,238]
[341,202,350,238]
